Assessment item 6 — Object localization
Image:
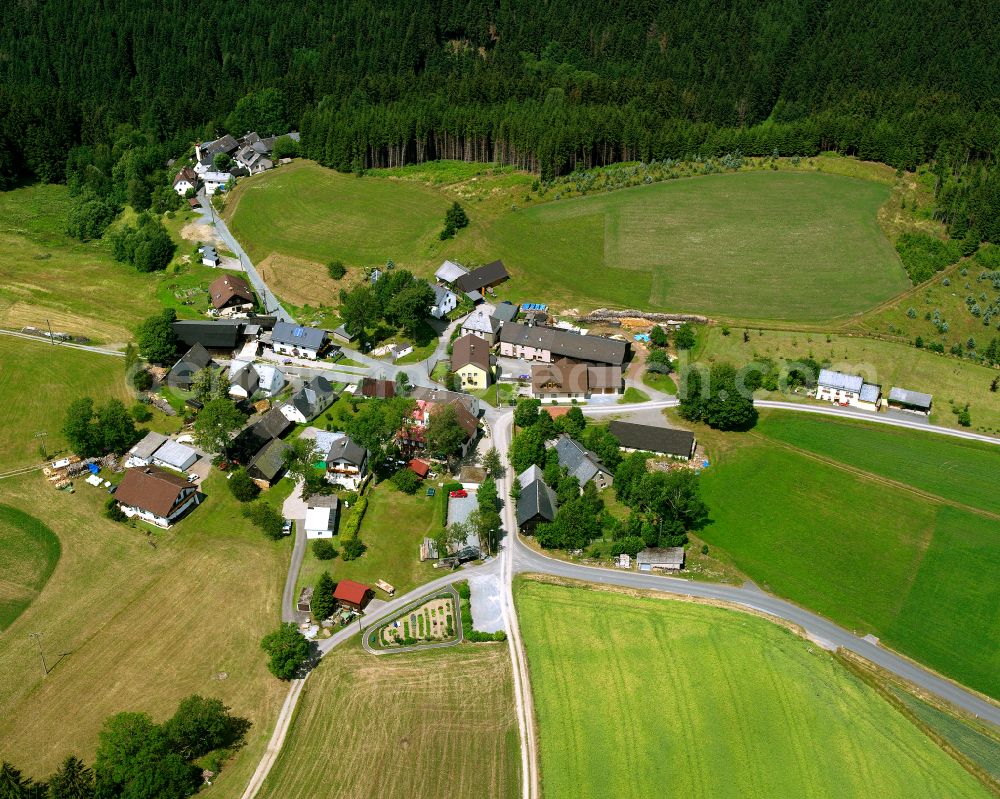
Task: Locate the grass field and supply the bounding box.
[0,505,60,630]
[0,335,134,469]
[295,482,440,598]
[225,161,911,324]
[694,326,1000,433]
[0,471,291,792]
[257,643,520,799]
[696,419,1000,698]
[516,578,991,799]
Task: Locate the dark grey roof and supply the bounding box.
[637,547,685,567]
[491,302,519,323]
[500,322,628,366]
[456,260,509,293]
[291,376,336,420]
[230,363,259,393]
[172,320,243,349]
[516,479,557,527]
[253,407,293,440]
[608,421,695,458]
[432,284,454,305]
[248,439,289,482]
[169,343,214,384]
[271,321,326,351]
[202,134,238,157]
[327,435,367,467]
[555,434,604,485]
[889,387,932,409]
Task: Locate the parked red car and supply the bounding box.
[449,489,468,498]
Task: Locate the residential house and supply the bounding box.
[126,432,169,468]
[325,436,368,490]
[252,363,285,397]
[228,361,260,399]
[271,322,326,360]
[151,440,198,472]
[195,135,239,173]
[280,376,337,424]
[409,386,481,418]
[516,476,558,534]
[200,246,219,267]
[333,579,372,611]
[209,274,254,317]
[491,302,519,325]
[398,398,478,460]
[554,434,613,490]
[888,387,933,415]
[451,334,492,390]
[114,466,201,528]
[247,438,290,488]
[429,284,458,319]
[202,171,232,196]
[517,464,545,488]
[530,359,622,400]
[637,547,685,572]
[168,343,215,389]
[172,167,198,196]
[816,369,881,410]
[304,495,339,539]
[360,377,395,399]
[461,307,501,342]
[609,421,696,460]
[499,322,628,367]
[234,143,273,174]
[435,260,469,285]
[455,260,509,295]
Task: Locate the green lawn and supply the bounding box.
[641,370,677,394]
[698,432,1000,698]
[618,386,649,403]
[0,335,134,469]
[756,411,1000,515]
[0,505,61,630]
[296,482,440,597]
[516,579,991,799]
[695,326,1000,433]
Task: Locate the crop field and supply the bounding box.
[697,428,1000,698]
[695,326,1000,433]
[515,578,991,799]
[258,643,520,799]
[0,505,60,629]
[0,472,290,792]
[0,335,133,469]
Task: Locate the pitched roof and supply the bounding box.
[307,494,340,509]
[587,365,623,391]
[818,369,864,393]
[153,439,198,469]
[177,342,213,370]
[517,464,545,487]
[271,321,326,351]
[491,302,519,323]
[532,358,588,395]
[462,307,500,335]
[446,400,479,440]
[290,376,336,420]
[229,361,259,393]
[432,284,455,305]
[115,466,192,517]
[172,320,243,349]
[130,431,169,460]
[888,386,933,409]
[408,459,431,477]
[253,406,293,440]
[516,479,557,527]
[555,434,604,484]
[333,579,370,606]
[173,167,197,186]
[247,438,289,481]
[209,274,254,309]
[637,547,685,567]
[409,386,477,417]
[435,260,469,283]
[327,435,367,466]
[201,134,238,157]
[859,383,881,403]
[500,322,628,366]
[456,260,509,293]
[608,421,695,458]
[361,378,395,399]
[452,333,491,372]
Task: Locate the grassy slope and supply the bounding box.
[516,579,990,799]
[257,643,520,799]
[0,472,290,792]
[697,422,1000,698]
[225,161,910,324]
[0,335,133,468]
[695,326,1000,433]
[0,505,61,629]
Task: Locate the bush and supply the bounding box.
[326,260,346,280]
[341,536,367,561]
[260,623,310,680]
[456,581,471,600]
[342,495,368,538]
[311,539,337,560]
[895,233,962,284]
[241,499,282,538]
[391,467,421,494]
[130,402,153,423]
[104,496,127,522]
[132,368,153,391]
[228,468,260,502]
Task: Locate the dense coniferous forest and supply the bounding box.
[2,0,999,239]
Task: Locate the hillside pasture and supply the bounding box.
[516,578,991,799]
[257,643,520,799]
[0,505,60,630]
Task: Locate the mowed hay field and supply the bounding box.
[0,471,290,793]
[0,335,133,469]
[0,505,60,630]
[0,185,155,342]
[516,579,992,799]
[258,643,520,799]
[697,413,1000,698]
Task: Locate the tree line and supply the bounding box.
[2,0,1000,241]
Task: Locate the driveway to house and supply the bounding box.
[280,481,309,624]
[195,192,294,323]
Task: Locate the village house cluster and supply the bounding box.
[172,130,300,199]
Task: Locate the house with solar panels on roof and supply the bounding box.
[270,321,327,360]
[815,369,881,411]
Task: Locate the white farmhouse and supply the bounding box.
[202,171,232,196]
[816,369,881,411]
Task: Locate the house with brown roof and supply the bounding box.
[172,167,198,197]
[114,466,201,528]
[361,378,395,399]
[209,274,255,317]
[531,359,622,400]
[451,333,492,390]
[499,322,628,367]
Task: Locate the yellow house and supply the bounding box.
[452,333,492,390]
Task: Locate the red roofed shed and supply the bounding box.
[333,579,372,611]
[408,459,430,478]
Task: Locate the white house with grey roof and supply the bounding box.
[461,306,501,342]
[429,284,458,319]
[270,322,326,360]
[324,435,368,490]
[201,171,232,196]
[816,369,881,411]
[279,376,336,423]
[554,434,613,490]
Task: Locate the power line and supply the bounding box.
[29,632,48,676]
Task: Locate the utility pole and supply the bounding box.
[29,632,48,676]
[46,318,55,345]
